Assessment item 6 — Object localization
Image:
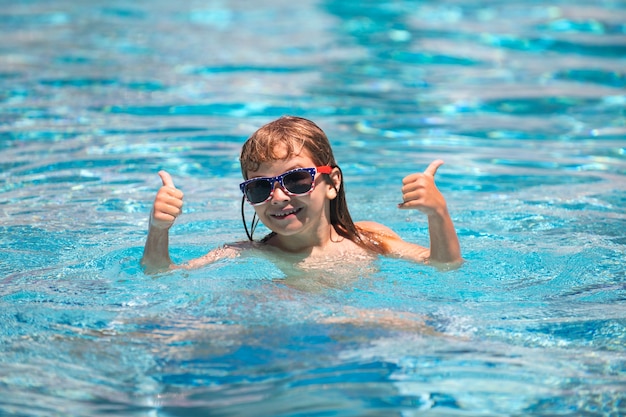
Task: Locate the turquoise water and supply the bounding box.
[1,0,625,415]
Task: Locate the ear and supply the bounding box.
[325,167,342,200]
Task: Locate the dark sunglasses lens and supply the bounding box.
[245,180,272,204]
[284,171,313,194]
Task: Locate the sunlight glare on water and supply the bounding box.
[1,0,625,416]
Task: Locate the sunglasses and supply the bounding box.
[240,166,332,205]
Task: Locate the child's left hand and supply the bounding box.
[398,159,447,217]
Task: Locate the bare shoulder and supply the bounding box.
[356,221,429,262]
[355,221,402,239]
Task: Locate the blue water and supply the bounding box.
[1,0,625,416]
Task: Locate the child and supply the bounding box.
[141,116,461,273]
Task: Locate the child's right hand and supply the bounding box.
[150,170,184,230]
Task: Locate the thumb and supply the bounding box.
[158,170,175,188]
[424,159,444,177]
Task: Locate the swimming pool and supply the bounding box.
[1,0,625,415]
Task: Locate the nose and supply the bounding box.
[270,180,290,204]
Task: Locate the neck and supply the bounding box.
[269,224,339,254]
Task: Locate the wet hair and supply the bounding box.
[239,115,387,254]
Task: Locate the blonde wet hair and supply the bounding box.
[240,115,335,177]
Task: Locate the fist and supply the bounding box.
[398,159,446,216]
[150,170,183,230]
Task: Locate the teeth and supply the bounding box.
[273,208,298,217]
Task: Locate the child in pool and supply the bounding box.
[141,116,461,273]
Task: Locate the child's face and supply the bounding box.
[245,148,335,240]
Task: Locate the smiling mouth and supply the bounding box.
[270,207,302,219]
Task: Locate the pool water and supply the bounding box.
[1,0,625,415]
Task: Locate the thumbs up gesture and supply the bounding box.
[150,170,184,230]
[398,160,447,217]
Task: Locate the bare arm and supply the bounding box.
[141,226,173,273]
[182,244,243,269]
[141,171,183,273]
[398,160,462,266]
[141,171,243,273]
